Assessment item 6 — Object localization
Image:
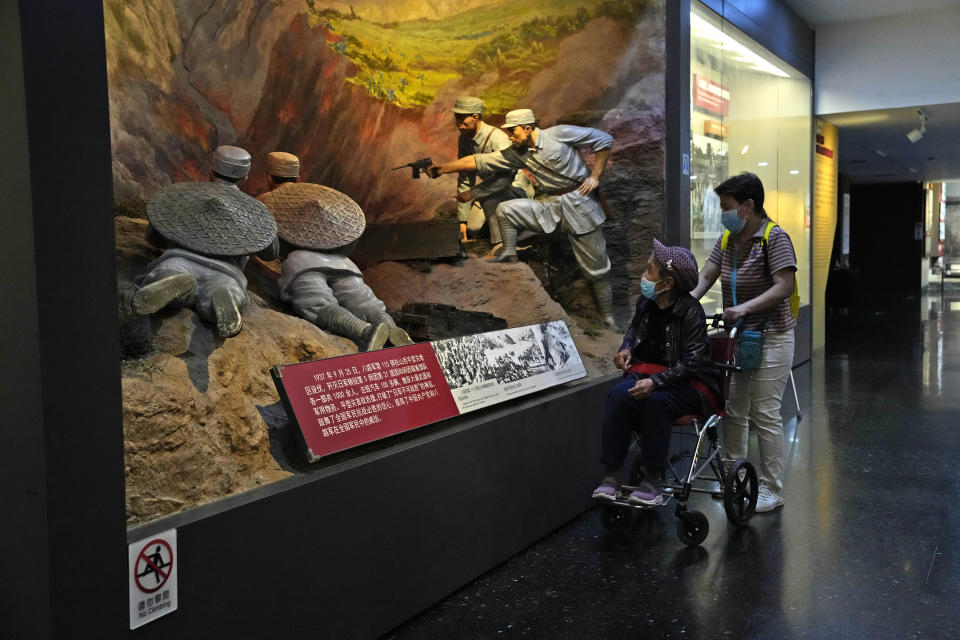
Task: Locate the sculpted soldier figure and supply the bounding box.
[209,144,252,187]
[429,109,616,329]
[450,96,530,248]
[261,151,300,191]
[132,146,278,338]
[258,174,414,351]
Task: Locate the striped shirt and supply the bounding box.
[707,223,797,332]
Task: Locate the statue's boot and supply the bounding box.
[131,273,197,315]
[487,220,518,263]
[591,279,617,331]
[388,326,415,346]
[360,323,390,351]
[211,288,243,338]
[316,306,389,351]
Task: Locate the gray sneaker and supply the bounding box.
[755,482,784,512]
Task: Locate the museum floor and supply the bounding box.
[382,286,960,640]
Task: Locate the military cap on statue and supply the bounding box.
[211,145,252,179]
[265,152,300,178]
[451,96,484,114]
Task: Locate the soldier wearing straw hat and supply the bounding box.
[428,108,616,329]
[131,181,278,338]
[261,151,301,191]
[450,96,531,248]
[258,181,413,351]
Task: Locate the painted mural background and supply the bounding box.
[107,0,667,522]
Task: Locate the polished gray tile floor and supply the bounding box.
[383,289,960,640]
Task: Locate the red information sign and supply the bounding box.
[272,343,460,461]
[693,74,729,116]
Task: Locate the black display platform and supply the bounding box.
[128,378,613,639]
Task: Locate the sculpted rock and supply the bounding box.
[362,259,621,378]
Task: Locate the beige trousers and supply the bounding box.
[723,329,795,491]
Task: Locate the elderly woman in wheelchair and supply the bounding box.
[593,240,723,507]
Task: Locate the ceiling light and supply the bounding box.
[691,13,791,77]
[874,149,887,158]
[907,109,928,143]
[789,170,800,175]
[757,161,769,167]
[741,145,749,155]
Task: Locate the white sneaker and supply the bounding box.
[755,482,784,513]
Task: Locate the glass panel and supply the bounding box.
[690,1,812,316]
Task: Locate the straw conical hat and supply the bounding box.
[258,182,366,250]
[146,181,277,256]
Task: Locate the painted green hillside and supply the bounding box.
[307,0,647,111]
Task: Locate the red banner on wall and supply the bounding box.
[272,342,459,461]
[693,74,730,117]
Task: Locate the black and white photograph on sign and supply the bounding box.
[433,321,586,413]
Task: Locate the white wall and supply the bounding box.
[814,6,960,114]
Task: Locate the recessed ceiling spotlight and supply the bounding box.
[789,170,800,175]
[741,145,749,155]
[757,161,769,167]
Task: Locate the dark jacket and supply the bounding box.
[619,293,723,408]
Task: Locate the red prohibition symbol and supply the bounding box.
[134,539,173,594]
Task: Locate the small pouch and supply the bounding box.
[736,329,765,370]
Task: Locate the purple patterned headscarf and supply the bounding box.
[652,238,699,293]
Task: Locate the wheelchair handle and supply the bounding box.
[728,317,745,339]
[709,314,745,338]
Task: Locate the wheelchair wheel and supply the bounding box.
[601,505,632,532]
[723,459,758,526]
[676,510,709,546]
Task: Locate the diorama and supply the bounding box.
[108,0,668,524]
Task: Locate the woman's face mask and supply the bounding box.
[721,203,746,233]
[640,276,661,300]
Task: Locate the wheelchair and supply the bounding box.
[599,316,759,546]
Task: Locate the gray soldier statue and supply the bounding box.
[257,174,413,351]
[131,145,278,338]
[428,109,616,329]
[450,96,531,248]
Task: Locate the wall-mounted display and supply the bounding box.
[107,0,670,524]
